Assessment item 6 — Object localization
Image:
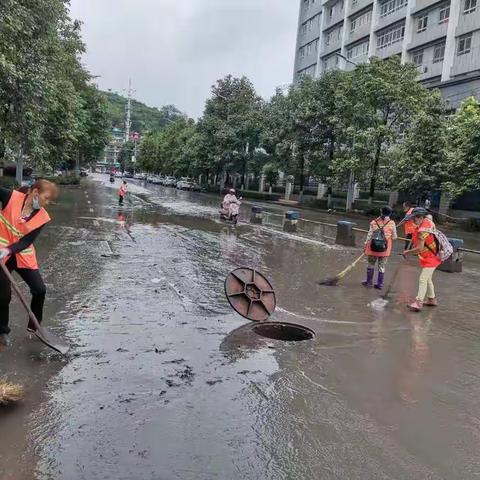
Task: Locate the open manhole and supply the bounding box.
[252,322,315,342]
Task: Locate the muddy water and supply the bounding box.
[2,174,480,479]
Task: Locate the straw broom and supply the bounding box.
[318,253,366,286]
[0,379,25,405]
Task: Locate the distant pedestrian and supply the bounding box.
[424,198,431,210]
[402,207,441,312]
[119,181,128,205]
[362,206,398,290]
[402,201,415,250]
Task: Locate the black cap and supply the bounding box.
[406,207,428,219]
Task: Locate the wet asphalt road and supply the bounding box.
[1,175,480,479]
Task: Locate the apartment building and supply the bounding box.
[294,0,480,108]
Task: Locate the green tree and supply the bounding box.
[334,57,431,203]
[443,96,480,197]
[201,75,264,186]
[390,93,448,200]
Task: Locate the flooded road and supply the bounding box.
[2,175,480,479]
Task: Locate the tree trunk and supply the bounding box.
[369,138,382,205]
[299,154,305,202]
[16,147,23,186]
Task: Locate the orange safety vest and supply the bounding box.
[412,218,441,268]
[365,217,396,257]
[404,208,415,235]
[0,191,51,270]
[119,185,127,197]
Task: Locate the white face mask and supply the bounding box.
[32,195,41,210]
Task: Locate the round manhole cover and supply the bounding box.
[225,267,276,321]
[252,322,315,342]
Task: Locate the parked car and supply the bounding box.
[80,168,89,177]
[114,171,123,178]
[133,173,146,180]
[176,180,193,190]
[124,171,134,179]
[151,176,163,185]
[163,176,177,187]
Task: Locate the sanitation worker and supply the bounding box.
[0,180,59,346]
[402,207,441,312]
[403,201,415,250]
[119,180,128,205]
[362,206,397,289]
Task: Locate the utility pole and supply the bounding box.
[125,79,132,143]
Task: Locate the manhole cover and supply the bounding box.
[225,267,276,321]
[252,322,315,342]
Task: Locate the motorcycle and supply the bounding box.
[220,198,242,225]
[109,174,115,183]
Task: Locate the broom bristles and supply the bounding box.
[0,380,25,405]
[318,275,340,286]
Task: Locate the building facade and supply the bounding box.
[294,0,480,108]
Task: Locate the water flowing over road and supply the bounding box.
[1,174,480,480]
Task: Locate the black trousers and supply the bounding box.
[0,257,46,334]
[119,195,124,205]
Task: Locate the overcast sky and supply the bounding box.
[69,0,299,118]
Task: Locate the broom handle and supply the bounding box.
[338,253,365,278]
[0,262,41,331]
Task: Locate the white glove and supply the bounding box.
[0,248,10,260]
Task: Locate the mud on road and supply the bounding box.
[1,175,480,479]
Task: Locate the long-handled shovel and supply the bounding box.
[318,252,366,286]
[0,262,69,355]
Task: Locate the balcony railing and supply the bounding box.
[409,20,448,49]
[349,0,374,16]
[375,5,408,31]
[456,9,480,36]
[451,46,480,77]
[347,21,372,44]
[412,0,445,14]
[374,40,403,58]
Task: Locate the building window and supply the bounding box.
[347,40,369,59]
[433,42,446,63]
[439,5,450,23]
[457,34,472,55]
[464,0,477,14]
[298,64,317,77]
[380,0,407,18]
[412,49,424,65]
[301,13,320,35]
[417,15,428,33]
[325,27,342,46]
[377,23,405,49]
[350,10,372,33]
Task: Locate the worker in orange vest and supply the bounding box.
[119,181,128,205]
[402,207,441,311]
[0,180,59,346]
[403,201,415,249]
[362,206,398,289]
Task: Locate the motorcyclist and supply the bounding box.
[222,189,241,220]
[109,172,115,183]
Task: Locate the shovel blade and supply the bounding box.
[34,327,69,355]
